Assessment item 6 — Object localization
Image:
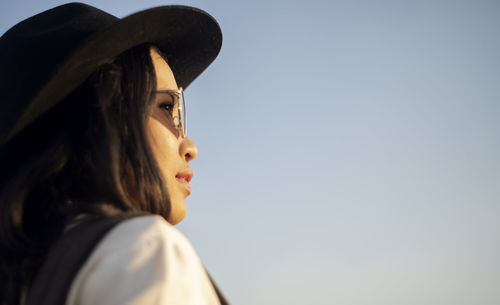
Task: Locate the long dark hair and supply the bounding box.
[0,44,170,304]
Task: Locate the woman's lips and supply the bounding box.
[175,168,193,194]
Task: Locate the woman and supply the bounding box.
[0,3,225,305]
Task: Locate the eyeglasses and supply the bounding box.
[155,87,187,138]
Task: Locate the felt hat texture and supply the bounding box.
[0,2,222,143]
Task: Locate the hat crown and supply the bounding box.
[0,3,117,64]
[6,3,114,39]
[0,3,118,142]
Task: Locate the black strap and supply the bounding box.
[206,272,230,305]
[25,212,230,305]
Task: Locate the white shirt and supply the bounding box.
[65,215,221,305]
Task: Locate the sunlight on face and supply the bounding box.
[148,48,198,224]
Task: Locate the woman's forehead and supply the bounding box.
[150,48,178,90]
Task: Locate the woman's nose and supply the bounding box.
[179,137,198,162]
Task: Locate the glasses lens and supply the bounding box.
[156,88,186,138]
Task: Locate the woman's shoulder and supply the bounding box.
[98,214,194,254]
[66,214,220,305]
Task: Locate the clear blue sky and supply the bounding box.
[2,1,500,304]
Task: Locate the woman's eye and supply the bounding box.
[159,102,174,115]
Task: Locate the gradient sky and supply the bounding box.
[1,1,499,304]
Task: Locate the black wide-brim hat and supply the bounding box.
[0,2,222,143]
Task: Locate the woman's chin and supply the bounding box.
[167,200,187,225]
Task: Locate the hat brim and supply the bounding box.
[8,5,222,141]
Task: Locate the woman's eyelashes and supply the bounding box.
[159,101,175,115]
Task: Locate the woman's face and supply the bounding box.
[148,48,198,224]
